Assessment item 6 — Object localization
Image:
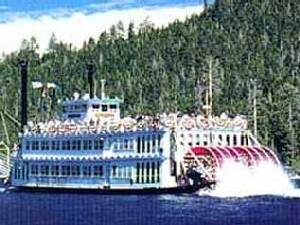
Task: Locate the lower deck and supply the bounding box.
[12,159,165,189]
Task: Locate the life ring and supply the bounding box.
[201,118,210,129]
[196,115,205,128]
[215,117,227,127]
[163,114,176,128]
[181,116,195,130]
[109,120,121,131]
[69,124,77,133]
[123,118,135,130]
[58,126,65,133]
[88,125,97,133]
[232,116,246,128]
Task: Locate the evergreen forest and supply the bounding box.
[0,0,299,165]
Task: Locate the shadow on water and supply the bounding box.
[0,190,299,225]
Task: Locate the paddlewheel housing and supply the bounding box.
[183,146,280,181]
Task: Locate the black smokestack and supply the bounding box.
[87,64,94,99]
[19,60,28,132]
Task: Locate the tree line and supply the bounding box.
[0,0,299,163]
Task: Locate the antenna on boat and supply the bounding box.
[101,79,106,99]
[203,58,213,117]
[253,79,257,138]
[19,59,28,133]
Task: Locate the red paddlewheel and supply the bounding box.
[183,146,280,179]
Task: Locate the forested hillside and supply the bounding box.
[0,0,299,163]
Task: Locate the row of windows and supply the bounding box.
[137,134,161,154]
[25,135,162,152]
[63,103,118,113]
[111,165,132,178]
[112,139,134,151]
[30,164,104,177]
[182,133,250,146]
[136,162,160,184]
[26,139,105,151]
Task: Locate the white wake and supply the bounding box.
[199,160,300,198]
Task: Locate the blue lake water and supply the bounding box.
[0,191,299,225]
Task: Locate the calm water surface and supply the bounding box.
[0,190,299,225]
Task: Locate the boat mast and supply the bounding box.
[203,58,213,117]
[101,79,106,99]
[19,60,28,133]
[253,80,257,138]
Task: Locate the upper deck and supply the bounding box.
[62,93,123,122]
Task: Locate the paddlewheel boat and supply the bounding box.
[10,63,281,194]
[11,93,281,193]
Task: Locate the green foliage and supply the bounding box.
[0,0,299,162]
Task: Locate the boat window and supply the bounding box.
[41,141,46,150]
[151,162,155,183]
[31,165,38,175]
[146,163,150,183]
[95,139,104,150]
[51,141,60,150]
[127,166,132,178]
[147,136,151,153]
[219,134,223,142]
[129,139,134,150]
[83,140,88,150]
[45,165,49,175]
[136,163,140,183]
[51,165,59,176]
[61,141,65,150]
[94,165,103,177]
[137,137,141,153]
[76,165,80,176]
[112,165,117,177]
[119,139,124,149]
[83,166,91,176]
[40,165,49,176]
[88,140,93,150]
[102,104,108,112]
[124,139,129,150]
[109,104,117,112]
[71,165,80,176]
[66,166,71,176]
[241,135,245,146]
[141,163,144,183]
[118,166,122,178]
[61,166,66,176]
[31,141,37,150]
[25,141,30,150]
[71,140,77,150]
[51,141,56,150]
[68,114,81,118]
[245,135,249,146]
[152,134,156,150]
[226,135,230,145]
[233,135,237,145]
[158,134,161,148]
[156,162,160,183]
[141,136,145,153]
[66,141,71,150]
[92,104,100,109]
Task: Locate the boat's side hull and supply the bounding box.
[10,185,201,195]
